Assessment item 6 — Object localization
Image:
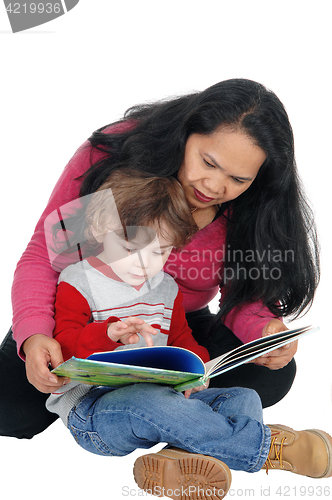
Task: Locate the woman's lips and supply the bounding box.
[193,187,216,203]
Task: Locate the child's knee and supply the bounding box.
[231,387,263,420]
[212,387,263,422]
[246,387,262,407]
[121,383,176,402]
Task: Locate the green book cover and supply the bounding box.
[52,325,318,392]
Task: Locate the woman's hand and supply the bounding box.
[252,319,297,370]
[107,317,158,347]
[23,334,69,393]
[184,379,210,399]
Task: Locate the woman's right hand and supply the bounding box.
[23,334,69,393]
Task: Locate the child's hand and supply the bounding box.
[107,316,158,347]
[184,379,210,399]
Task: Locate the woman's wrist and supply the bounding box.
[22,333,51,356]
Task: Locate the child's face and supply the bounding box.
[99,228,173,286]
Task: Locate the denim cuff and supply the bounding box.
[249,424,271,472]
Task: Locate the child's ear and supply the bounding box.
[90,226,104,244]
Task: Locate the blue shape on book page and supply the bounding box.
[88,346,205,374]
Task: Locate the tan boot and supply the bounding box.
[263,425,332,478]
[133,447,232,500]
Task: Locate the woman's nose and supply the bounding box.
[204,177,226,196]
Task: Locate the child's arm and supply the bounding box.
[167,290,210,362]
[53,281,124,360]
[167,290,210,398]
[54,282,158,361]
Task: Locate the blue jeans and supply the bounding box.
[68,384,271,472]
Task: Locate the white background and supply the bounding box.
[0,1,331,498]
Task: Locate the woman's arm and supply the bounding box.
[12,122,134,359]
[12,121,139,392]
[12,140,95,358]
[222,299,279,344]
[11,140,107,393]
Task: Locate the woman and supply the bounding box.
[0,78,319,439]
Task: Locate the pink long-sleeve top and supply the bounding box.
[12,123,277,358]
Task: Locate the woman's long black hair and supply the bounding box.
[79,78,320,320]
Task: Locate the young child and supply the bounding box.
[47,169,332,500]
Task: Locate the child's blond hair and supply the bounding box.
[85,168,197,248]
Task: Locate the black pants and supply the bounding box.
[0,310,296,439]
[0,329,58,439]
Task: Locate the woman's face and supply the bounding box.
[177,128,267,209]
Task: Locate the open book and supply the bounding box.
[52,325,318,392]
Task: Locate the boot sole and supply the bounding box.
[133,449,232,499]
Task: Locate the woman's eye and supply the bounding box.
[204,159,216,168]
[232,177,244,184]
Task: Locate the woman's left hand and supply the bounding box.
[252,319,297,370]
